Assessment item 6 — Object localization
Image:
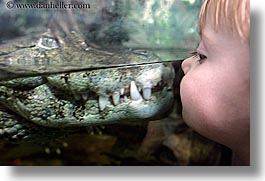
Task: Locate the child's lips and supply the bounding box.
[172,60,184,115]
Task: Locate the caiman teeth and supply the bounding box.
[143,88,151,100]
[99,96,109,111]
[120,88,125,95]
[73,93,81,101]
[130,81,142,101]
[124,96,129,102]
[81,93,89,100]
[112,91,120,105]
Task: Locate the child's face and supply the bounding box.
[180,20,249,148]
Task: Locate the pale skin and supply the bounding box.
[180,13,250,164]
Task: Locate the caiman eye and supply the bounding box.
[37,36,59,50]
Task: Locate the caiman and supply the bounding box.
[0,30,177,143]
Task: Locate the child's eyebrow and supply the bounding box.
[200,32,215,48]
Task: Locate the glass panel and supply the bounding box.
[0,0,201,79]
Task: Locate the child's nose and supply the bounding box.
[181,56,193,74]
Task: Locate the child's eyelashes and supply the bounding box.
[190,51,207,63]
[198,53,207,60]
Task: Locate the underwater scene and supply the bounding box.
[0,0,231,165]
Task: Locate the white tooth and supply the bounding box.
[120,88,125,95]
[143,88,151,100]
[81,93,89,100]
[124,96,129,102]
[73,93,81,100]
[130,81,142,101]
[112,92,120,105]
[143,81,152,88]
[99,96,108,111]
[162,87,167,93]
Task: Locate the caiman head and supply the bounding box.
[0,30,176,135]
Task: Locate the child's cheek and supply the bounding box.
[180,75,203,128]
[180,73,219,134]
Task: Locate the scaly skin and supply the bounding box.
[0,31,175,142]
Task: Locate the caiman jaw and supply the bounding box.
[0,62,175,128]
[48,63,174,112]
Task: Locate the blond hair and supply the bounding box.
[199,0,250,43]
